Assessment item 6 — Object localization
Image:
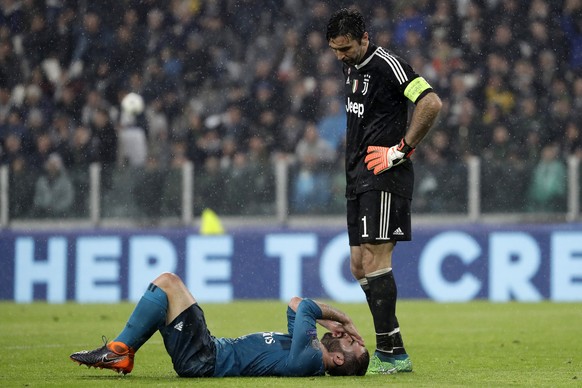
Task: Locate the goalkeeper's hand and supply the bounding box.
[364,138,415,175]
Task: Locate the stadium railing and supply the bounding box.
[0,156,580,229]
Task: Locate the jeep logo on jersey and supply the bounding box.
[346,97,365,118]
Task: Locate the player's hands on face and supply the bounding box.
[342,321,365,346]
[364,139,415,175]
[325,320,364,346]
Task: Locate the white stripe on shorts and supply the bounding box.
[378,191,391,240]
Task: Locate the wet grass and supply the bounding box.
[0,300,581,387]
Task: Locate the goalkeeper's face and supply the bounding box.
[328,32,369,66]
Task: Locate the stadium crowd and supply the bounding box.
[0,0,581,219]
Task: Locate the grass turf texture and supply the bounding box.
[0,301,580,387]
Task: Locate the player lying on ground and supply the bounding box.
[70,272,370,377]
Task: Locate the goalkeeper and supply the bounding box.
[326,8,442,375]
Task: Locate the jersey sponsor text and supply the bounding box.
[346,97,364,118]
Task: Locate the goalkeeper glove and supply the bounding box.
[364,138,415,175]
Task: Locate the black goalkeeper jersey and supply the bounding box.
[342,43,433,200]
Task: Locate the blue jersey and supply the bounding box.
[212,299,325,377]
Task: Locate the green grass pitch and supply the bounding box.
[1,300,581,387]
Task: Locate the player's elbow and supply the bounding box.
[425,92,443,114]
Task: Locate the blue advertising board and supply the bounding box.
[1,223,581,303]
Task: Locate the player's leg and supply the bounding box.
[361,243,401,373]
[352,191,412,373]
[348,196,393,374]
[152,272,196,324]
[157,275,216,377]
[70,272,190,374]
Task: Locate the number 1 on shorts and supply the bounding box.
[361,216,369,238]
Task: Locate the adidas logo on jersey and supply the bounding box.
[393,227,404,236]
[174,321,184,331]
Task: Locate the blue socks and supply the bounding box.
[114,283,168,351]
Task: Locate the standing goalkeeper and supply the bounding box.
[326,8,442,375]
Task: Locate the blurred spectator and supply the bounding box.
[2,110,26,146]
[246,134,275,213]
[69,125,94,169]
[296,30,327,78]
[8,155,36,218]
[28,132,54,169]
[317,98,346,151]
[81,90,107,126]
[483,73,515,115]
[109,24,146,82]
[0,38,23,89]
[254,107,279,151]
[184,110,208,166]
[48,113,74,166]
[68,125,93,216]
[510,59,537,100]
[488,0,526,37]
[134,156,165,221]
[182,32,212,95]
[32,152,75,218]
[160,141,189,217]
[0,86,13,125]
[118,119,148,167]
[215,103,251,147]
[22,13,53,69]
[428,0,460,44]
[573,76,582,116]
[224,151,253,215]
[527,143,568,212]
[141,58,174,104]
[450,97,481,158]
[413,130,466,213]
[563,121,582,158]
[70,11,113,79]
[54,82,83,123]
[511,97,546,152]
[194,155,225,215]
[53,6,76,68]
[393,4,427,50]
[546,97,572,144]
[488,22,521,62]
[274,27,301,83]
[524,129,543,166]
[0,132,23,164]
[90,107,117,191]
[277,113,305,155]
[481,123,530,212]
[144,8,169,58]
[292,122,336,213]
[561,0,582,71]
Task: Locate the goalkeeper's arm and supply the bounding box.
[365,92,442,175]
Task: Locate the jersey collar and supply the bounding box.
[355,43,377,70]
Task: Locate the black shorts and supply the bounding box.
[159,304,216,377]
[347,190,412,246]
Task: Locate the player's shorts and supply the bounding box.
[159,303,216,377]
[347,190,411,246]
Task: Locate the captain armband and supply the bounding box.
[403,77,432,103]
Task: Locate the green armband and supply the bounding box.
[404,77,432,103]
